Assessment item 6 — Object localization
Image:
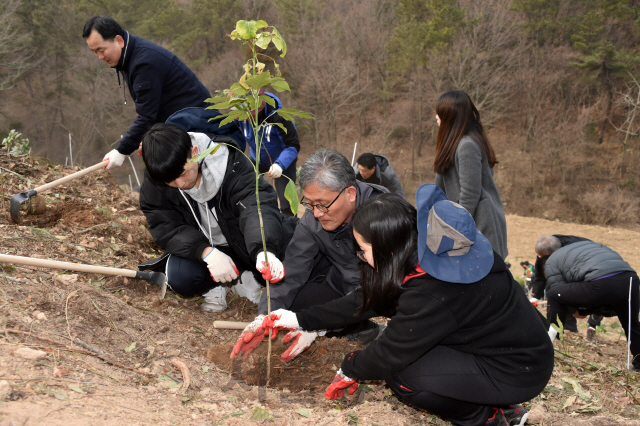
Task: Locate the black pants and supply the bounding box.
[547,271,640,366]
[259,160,297,217]
[385,346,552,426]
[165,246,261,297]
[289,257,343,311]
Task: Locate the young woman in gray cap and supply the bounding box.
[262,187,554,426]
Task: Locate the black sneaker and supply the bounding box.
[484,408,508,425]
[503,405,528,426]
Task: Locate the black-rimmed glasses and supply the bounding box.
[300,187,347,213]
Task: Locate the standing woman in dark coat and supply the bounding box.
[434,90,508,259]
[263,187,554,426]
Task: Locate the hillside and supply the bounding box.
[0,152,639,425]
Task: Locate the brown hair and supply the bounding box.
[433,90,497,174]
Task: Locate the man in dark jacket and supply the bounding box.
[139,124,296,312]
[83,15,211,169]
[539,236,640,370]
[231,149,388,360]
[354,153,405,198]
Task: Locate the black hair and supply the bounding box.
[142,123,193,184]
[356,153,377,169]
[351,193,418,316]
[82,15,125,40]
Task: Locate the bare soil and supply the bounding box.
[0,152,639,425]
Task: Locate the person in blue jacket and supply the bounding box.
[83,15,211,169]
[240,90,300,216]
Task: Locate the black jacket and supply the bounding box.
[297,254,555,388]
[139,137,296,271]
[115,33,211,155]
[354,154,406,198]
[258,181,388,314]
[531,234,589,299]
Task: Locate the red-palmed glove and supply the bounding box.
[230,315,266,359]
[256,251,285,283]
[324,368,358,399]
[281,330,317,362]
[261,308,299,340]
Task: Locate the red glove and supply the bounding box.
[261,309,299,340]
[281,330,317,362]
[324,369,358,399]
[230,315,267,359]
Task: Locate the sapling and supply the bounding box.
[193,20,313,383]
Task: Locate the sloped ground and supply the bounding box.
[0,152,639,425]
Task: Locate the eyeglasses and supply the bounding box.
[300,187,347,213]
[356,250,367,263]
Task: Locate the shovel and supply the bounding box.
[0,253,167,298]
[10,160,108,224]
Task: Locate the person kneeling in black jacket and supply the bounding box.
[139,123,296,312]
[263,187,555,426]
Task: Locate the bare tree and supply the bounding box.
[0,0,36,90]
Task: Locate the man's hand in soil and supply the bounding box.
[281,330,317,362]
[262,308,300,340]
[203,247,239,283]
[230,315,266,359]
[255,251,285,283]
[324,368,358,399]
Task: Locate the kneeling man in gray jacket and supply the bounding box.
[537,235,640,370]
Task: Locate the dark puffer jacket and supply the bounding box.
[139,136,297,272]
[354,154,406,198]
[544,240,634,290]
[115,32,211,155]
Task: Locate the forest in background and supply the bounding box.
[1,0,640,227]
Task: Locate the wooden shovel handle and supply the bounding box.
[34,161,108,194]
[213,321,250,329]
[0,254,137,278]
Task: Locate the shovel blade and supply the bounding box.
[136,270,167,299]
[10,191,32,224]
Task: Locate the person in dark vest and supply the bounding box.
[239,90,300,216]
[354,152,406,198]
[83,15,211,169]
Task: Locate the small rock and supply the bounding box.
[527,403,547,424]
[36,312,47,321]
[15,348,47,360]
[0,380,9,393]
[53,366,70,377]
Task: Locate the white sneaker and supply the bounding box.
[231,271,263,304]
[202,286,227,312]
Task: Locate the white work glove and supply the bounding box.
[103,149,127,170]
[281,330,317,362]
[203,248,238,283]
[529,297,539,307]
[262,308,300,340]
[268,163,283,178]
[256,251,285,283]
[230,315,266,359]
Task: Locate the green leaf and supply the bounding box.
[255,20,268,30]
[250,407,271,421]
[205,96,229,104]
[219,111,249,126]
[31,227,50,236]
[295,408,312,418]
[230,83,249,96]
[272,27,287,57]
[68,384,85,394]
[259,95,276,109]
[234,20,257,40]
[191,144,221,163]
[276,108,314,120]
[562,378,592,401]
[51,390,70,400]
[270,122,288,134]
[284,179,299,216]
[269,77,290,92]
[245,72,272,90]
[124,342,137,353]
[255,33,272,49]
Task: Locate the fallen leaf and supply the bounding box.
[68,384,85,394]
[251,407,271,421]
[124,342,137,353]
[562,395,577,410]
[54,274,78,285]
[51,390,70,400]
[295,408,312,418]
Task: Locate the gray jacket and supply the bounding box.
[435,136,508,259]
[258,181,388,315]
[355,155,406,198]
[544,240,634,290]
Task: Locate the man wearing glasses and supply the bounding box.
[231,149,388,361]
